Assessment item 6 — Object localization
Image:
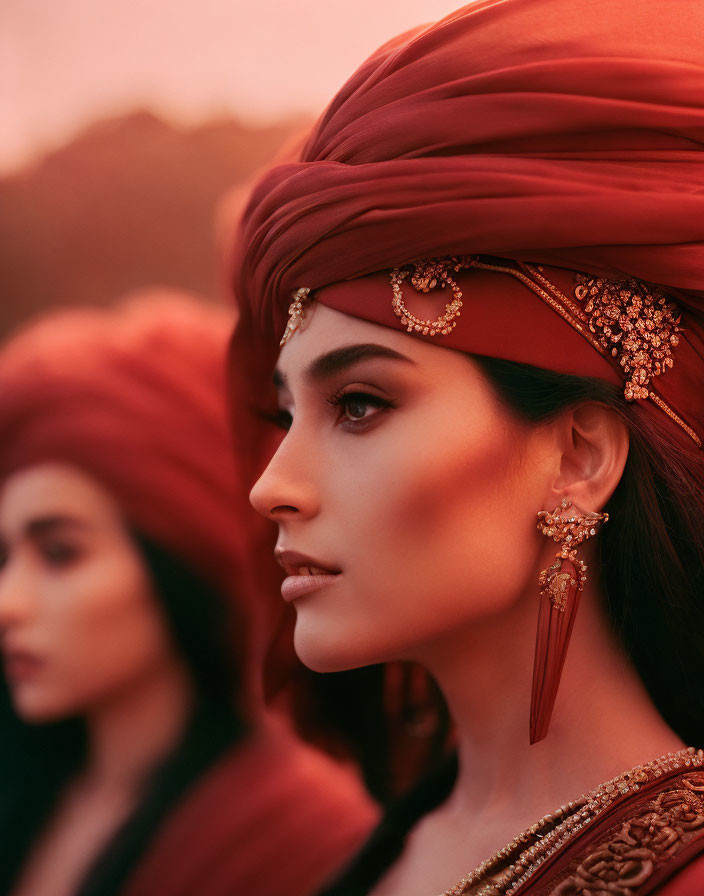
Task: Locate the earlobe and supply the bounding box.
[552,403,629,511]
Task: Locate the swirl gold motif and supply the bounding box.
[547,772,704,895]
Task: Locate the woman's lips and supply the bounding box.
[4,651,44,684]
[275,550,342,601]
[281,571,341,602]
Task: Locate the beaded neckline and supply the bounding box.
[440,746,703,896]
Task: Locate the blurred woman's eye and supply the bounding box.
[38,540,83,569]
[271,409,293,432]
[257,406,293,432]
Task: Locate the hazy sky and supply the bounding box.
[3,0,462,173]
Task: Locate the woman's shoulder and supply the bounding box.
[120,718,378,896]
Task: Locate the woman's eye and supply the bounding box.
[332,391,393,429]
[271,409,293,431]
[341,395,375,420]
[39,541,82,568]
[257,407,293,432]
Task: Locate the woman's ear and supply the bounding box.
[550,402,629,511]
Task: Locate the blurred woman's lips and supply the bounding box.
[4,649,44,683]
[275,549,342,602]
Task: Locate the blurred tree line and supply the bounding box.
[0,111,298,337]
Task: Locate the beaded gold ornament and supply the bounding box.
[280,287,312,347]
[461,258,699,447]
[536,497,608,610]
[574,273,682,402]
[390,256,476,336]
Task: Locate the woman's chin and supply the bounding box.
[293,624,381,674]
[11,694,72,724]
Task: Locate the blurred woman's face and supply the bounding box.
[250,303,556,673]
[0,463,180,722]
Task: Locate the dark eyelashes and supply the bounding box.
[255,389,395,434]
[324,387,388,409]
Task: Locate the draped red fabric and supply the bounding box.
[229,0,704,455]
[657,854,704,895]
[121,720,377,896]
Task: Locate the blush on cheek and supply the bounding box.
[391,400,517,535]
[371,408,535,627]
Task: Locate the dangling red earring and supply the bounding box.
[530,497,608,744]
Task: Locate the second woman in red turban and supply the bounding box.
[0,293,377,896]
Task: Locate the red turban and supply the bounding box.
[0,292,252,633]
[229,0,704,453]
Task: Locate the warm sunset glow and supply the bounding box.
[4,0,462,173]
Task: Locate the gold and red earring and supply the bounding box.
[530,497,608,744]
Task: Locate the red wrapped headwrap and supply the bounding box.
[0,292,257,665]
[229,0,704,452]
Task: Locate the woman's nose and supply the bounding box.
[249,432,320,523]
[0,559,35,629]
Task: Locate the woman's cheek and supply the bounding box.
[32,558,167,716]
[368,419,531,621]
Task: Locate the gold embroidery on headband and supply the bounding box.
[469,259,700,449]
[574,274,682,401]
[280,287,312,347]
[648,392,701,448]
[390,256,476,336]
[284,255,698,447]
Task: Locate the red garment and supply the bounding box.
[229,0,704,454]
[121,720,377,896]
[657,853,704,895]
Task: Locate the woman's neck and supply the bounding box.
[418,580,683,839]
[80,660,195,794]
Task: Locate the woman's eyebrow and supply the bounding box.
[25,516,90,537]
[273,344,415,389]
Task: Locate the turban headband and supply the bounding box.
[229,0,704,452]
[0,293,252,612]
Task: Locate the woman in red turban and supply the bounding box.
[228,0,704,893]
[0,292,376,896]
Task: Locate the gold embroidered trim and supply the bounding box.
[469,259,701,450]
[546,768,704,895]
[286,258,701,447]
[649,392,702,448]
[441,748,704,896]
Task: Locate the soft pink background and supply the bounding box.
[3,0,461,173]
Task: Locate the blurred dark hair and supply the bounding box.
[295,358,704,802]
[0,531,243,896]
